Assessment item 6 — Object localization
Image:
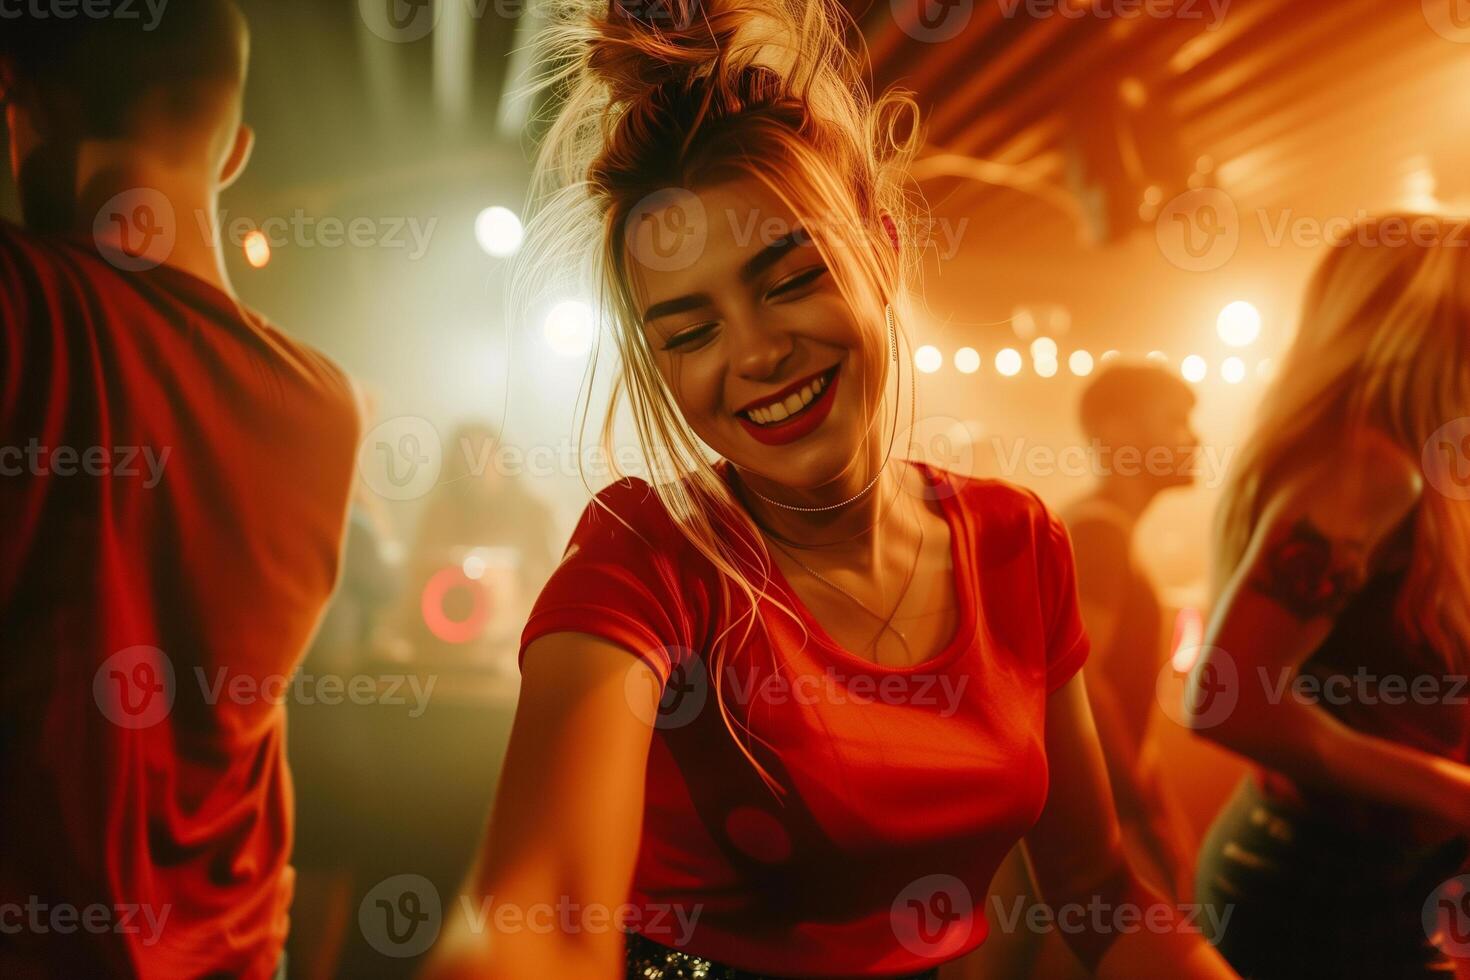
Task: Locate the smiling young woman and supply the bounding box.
[422,0,1240,977]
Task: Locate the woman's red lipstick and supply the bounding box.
[735,365,841,446]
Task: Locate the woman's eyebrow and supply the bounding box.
[738,225,811,283]
[642,292,711,323]
[641,225,812,323]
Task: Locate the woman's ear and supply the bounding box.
[879,211,900,255]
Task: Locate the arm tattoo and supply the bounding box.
[1247,516,1365,621]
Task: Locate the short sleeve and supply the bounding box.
[1037,504,1092,693]
[518,478,699,687]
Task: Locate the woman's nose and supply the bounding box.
[729,312,794,380]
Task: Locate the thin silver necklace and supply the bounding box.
[743,304,906,514]
[768,493,925,664]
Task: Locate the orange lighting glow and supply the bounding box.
[243,231,271,269]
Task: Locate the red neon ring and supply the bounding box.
[420,566,491,644]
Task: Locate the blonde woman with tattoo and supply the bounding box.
[1189,214,1470,978]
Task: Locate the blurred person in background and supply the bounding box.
[0,5,359,978]
[970,363,1202,980]
[318,420,557,979]
[1065,361,1202,903]
[394,420,557,672]
[1189,213,1470,978]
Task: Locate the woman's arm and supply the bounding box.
[1023,678,1228,975]
[1022,673,1237,978]
[421,631,659,980]
[1185,435,1470,828]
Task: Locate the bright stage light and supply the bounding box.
[1217,301,1261,347]
[475,206,524,258]
[915,345,943,374]
[1146,350,1168,365]
[1181,355,1207,383]
[1030,336,1058,361]
[1222,356,1246,384]
[1100,349,1120,364]
[544,300,595,357]
[954,347,981,374]
[243,231,271,269]
[1035,358,1058,378]
[995,348,1022,377]
[1069,350,1094,376]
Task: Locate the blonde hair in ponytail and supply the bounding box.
[512,0,926,798]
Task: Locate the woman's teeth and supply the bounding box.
[743,370,831,426]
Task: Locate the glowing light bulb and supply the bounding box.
[915,345,943,373]
[475,206,524,258]
[1217,301,1261,348]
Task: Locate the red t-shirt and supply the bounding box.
[0,222,359,978]
[519,459,1090,977]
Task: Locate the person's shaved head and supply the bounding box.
[1,1,248,142]
[1,1,251,232]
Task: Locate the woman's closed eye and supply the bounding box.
[662,322,717,351]
[659,267,829,352]
[767,265,828,299]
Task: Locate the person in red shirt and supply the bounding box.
[425,1,1238,978]
[0,5,359,978]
